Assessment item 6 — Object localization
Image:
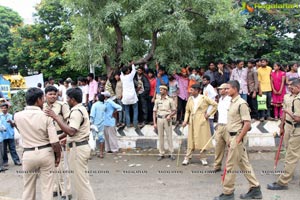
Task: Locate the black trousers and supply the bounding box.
[177,96,187,122]
[247,92,258,119]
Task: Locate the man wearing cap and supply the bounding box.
[182,83,217,165]
[214,80,262,200]
[102,91,122,153]
[14,87,61,200]
[45,87,96,200]
[153,84,176,161]
[43,85,72,199]
[213,84,231,172]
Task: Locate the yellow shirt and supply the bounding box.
[257,66,272,92]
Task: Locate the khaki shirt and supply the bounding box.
[283,93,295,122]
[226,95,251,133]
[153,95,176,116]
[14,106,58,148]
[67,104,90,143]
[293,94,300,117]
[43,101,70,131]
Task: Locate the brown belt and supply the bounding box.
[229,132,237,136]
[68,140,88,148]
[157,114,169,119]
[23,144,51,152]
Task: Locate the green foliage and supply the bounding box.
[8,0,74,79]
[64,0,246,72]
[224,0,300,64]
[0,6,22,73]
[10,90,26,114]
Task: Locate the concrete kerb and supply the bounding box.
[116,121,280,149]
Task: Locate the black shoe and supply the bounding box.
[15,161,22,166]
[157,156,164,161]
[240,185,262,199]
[0,167,8,172]
[169,155,176,160]
[267,182,288,190]
[53,192,58,197]
[107,151,113,153]
[61,195,72,200]
[213,193,234,200]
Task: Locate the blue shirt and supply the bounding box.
[103,99,122,127]
[155,74,169,94]
[0,113,14,140]
[90,101,106,132]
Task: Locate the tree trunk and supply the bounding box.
[134,30,158,65]
[103,55,112,74]
[114,22,123,68]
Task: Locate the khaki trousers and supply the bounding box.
[214,124,229,170]
[283,123,293,149]
[277,129,300,186]
[223,135,260,195]
[22,147,55,200]
[69,144,96,200]
[53,148,71,196]
[157,118,173,156]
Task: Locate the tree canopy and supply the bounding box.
[8,0,74,78]
[4,0,300,78]
[64,0,247,73]
[224,0,300,65]
[0,6,22,73]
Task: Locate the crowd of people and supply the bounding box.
[42,59,300,126]
[1,58,300,200]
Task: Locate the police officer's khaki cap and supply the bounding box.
[159,85,168,90]
[218,83,228,89]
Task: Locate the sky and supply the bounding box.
[0,0,41,24]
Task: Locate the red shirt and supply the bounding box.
[148,77,156,97]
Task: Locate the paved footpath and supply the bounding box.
[0,149,299,200]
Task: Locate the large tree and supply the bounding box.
[0,6,22,73]
[64,0,247,73]
[225,0,300,64]
[9,0,73,78]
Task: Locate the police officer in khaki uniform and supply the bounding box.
[214,80,262,200]
[45,87,96,200]
[214,83,231,172]
[280,77,297,149]
[14,87,61,200]
[153,85,176,161]
[44,86,71,199]
[267,78,300,190]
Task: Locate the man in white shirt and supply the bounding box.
[78,77,89,107]
[57,79,66,102]
[213,83,231,172]
[121,64,139,128]
[203,75,218,136]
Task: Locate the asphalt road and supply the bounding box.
[0,150,299,200]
